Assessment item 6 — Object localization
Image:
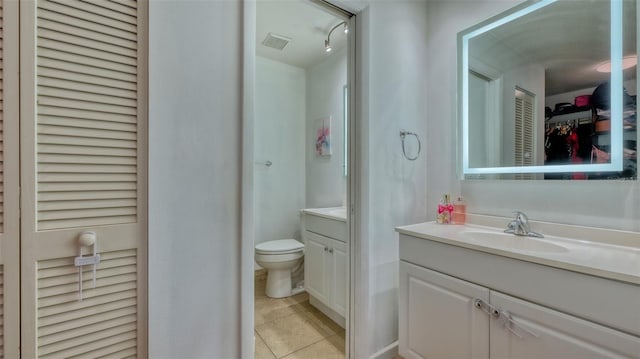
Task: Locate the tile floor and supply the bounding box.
[255,270,346,359]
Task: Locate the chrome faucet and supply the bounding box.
[505,211,544,238]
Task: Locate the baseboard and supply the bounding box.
[369,341,398,359]
[309,295,346,329]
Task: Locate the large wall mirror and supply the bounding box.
[458,0,637,179]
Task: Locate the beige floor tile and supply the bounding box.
[255,280,267,297]
[255,332,277,359]
[282,335,345,359]
[326,333,345,349]
[301,309,346,338]
[255,300,300,326]
[255,312,333,358]
[254,282,313,326]
[255,271,346,358]
[255,294,293,311]
[285,290,309,305]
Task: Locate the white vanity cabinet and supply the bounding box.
[489,291,640,358]
[301,208,347,327]
[400,261,640,359]
[304,231,347,316]
[397,223,640,359]
[399,262,489,359]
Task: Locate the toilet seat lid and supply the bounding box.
[256,239,304,254]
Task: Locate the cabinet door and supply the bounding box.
[399,261,490,359]
[490,291,640,358]
[304,231,328,303]
[329,238,347,317]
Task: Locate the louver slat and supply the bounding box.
[37,250,137,358]
[46,0,137,25]
[82,0,137,17]
[38,1,137,32]
[36,0,138,231]
[38,19,136,51]
[37,7,136,42]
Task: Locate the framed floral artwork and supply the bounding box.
[315,116,332,156]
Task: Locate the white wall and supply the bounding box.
[255,57,306,245]
[306,48,348,208]
[425,0,640,232]
[149,1,242,357]
[425,0,518,213]
[357,2,429,356]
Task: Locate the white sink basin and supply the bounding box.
[461,230,568,253]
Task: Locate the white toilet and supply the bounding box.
[255,239,305,298]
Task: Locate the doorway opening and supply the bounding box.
[250,1,354,358]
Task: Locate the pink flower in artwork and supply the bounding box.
[316,126,330,155]
[314,118,332,156]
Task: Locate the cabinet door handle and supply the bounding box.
[496,310,539,339]
[324,247,328,252]
[473,298,499,318]
[329,248,334,254]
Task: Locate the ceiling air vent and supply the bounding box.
[262,32,291,51]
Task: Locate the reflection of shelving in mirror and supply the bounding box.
[592,105,636,180]
[543,98,636,180]
[546,108,591,125]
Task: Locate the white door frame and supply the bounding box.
[2,1,21,356]
[240,1,361,358]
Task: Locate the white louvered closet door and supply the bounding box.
[0,1,20,358]
[20,0,148,357]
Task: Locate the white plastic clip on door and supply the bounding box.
[74,231,101,301]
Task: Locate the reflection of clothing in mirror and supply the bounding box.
[545,127,570,164]
[544,122,592,180]
[545,123,592,164]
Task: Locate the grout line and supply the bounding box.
[255,329,278,359]
[256,305,314,328]
[279,335,330,359]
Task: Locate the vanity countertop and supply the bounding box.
[396,221,640,285]
[301,207,347,222]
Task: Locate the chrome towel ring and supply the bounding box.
[400,130,421,161]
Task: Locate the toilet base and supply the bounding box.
[266,268,293,298]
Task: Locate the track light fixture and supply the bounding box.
[325,39,332,52]
[325,21,348,53]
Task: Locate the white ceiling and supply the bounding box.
[256,0,347,69]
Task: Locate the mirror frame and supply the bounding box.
[457,0,625,176]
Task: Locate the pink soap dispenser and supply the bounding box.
[452,196,466,225]
[437,194,453,224]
